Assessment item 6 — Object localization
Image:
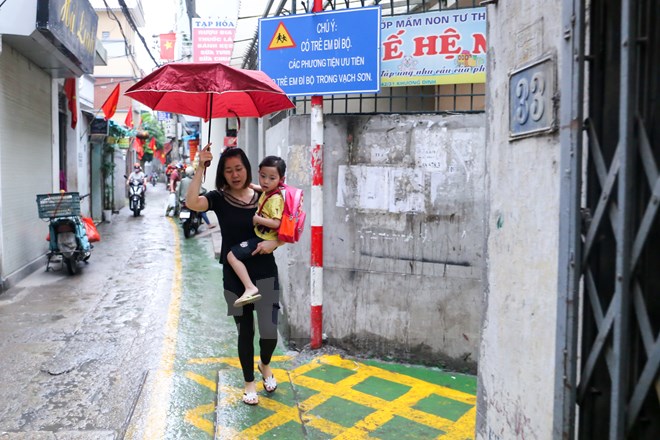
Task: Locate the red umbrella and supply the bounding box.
[124,63,294,160]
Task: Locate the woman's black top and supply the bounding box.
[204,189,278,293]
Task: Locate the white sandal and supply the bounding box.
[258,362,278,393]
[263,375,277,393]
[242,391,258,405]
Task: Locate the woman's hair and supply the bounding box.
[259,155,286,178]
[215,147,252,190]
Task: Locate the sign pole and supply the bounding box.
[258,4,380,350]
[310,0,324,350]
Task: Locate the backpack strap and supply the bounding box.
[256,188,283,235]
[257,188,281,216]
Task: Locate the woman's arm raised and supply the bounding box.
[186,144,211,212]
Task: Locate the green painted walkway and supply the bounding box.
[130,220,477,439]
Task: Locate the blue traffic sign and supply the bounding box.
[259,7,381,96]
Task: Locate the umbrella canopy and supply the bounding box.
[124,62,294,119]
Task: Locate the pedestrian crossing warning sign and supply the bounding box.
[268,22,295,49]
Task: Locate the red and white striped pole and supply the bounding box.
[310,0,324,350]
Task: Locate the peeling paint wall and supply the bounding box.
[266,113,486,371]
[475,1,563,439]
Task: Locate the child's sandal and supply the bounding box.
[234,293,262,307]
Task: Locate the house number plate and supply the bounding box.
[509,56,556,139]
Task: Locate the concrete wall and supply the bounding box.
[476,2,563,439]
[266,113,486,371]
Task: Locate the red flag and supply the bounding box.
[102,84,121,120]
[63,78,77,129]
[148,137,156,153]
[133,137,145,159]
[124,103,133,129]
[154,149,167,165]
[159,33,176,60]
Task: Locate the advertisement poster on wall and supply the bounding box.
[380,8,486,87]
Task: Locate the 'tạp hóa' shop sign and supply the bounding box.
[381,8,486,88]
[192,17,237,64]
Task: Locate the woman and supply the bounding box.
[186,146,280,406]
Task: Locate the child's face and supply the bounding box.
[258,166,281,192]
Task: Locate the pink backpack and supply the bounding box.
[277,183,306,243]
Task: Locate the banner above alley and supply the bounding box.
[381,8,486,88]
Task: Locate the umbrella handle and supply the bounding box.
[204,94,213,168]
[228,110,241,133]
[202,144,211,167]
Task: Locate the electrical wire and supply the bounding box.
[116,0,160,68]
[96,78,141,87]
[0,0,9,10]
[101,0,143,75]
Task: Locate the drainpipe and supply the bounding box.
[310,0,324,349]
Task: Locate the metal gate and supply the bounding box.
[556,0,659,438]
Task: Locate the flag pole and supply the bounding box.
[79,83,122,141]
[78,107,108,141]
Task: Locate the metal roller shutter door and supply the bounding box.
[0,45,53,278]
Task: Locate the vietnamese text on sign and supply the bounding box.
[259,7,381,96]
[380,8,487,87]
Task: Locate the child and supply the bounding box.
[227,156,285,307]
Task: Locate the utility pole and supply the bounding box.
[309,0,324,349]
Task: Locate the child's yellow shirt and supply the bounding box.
[255,192,284,240]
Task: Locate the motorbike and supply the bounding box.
[36,192,92,275]
[179,198,204,238]
[126,177,145,216]
[150,171,158,186]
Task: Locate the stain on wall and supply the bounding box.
[267,113,486,371]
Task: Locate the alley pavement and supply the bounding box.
[0,183,476,440]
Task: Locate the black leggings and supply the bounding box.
[233,304,278,382]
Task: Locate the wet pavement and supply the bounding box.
[0,183,477,440]
[208,354,476,439]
